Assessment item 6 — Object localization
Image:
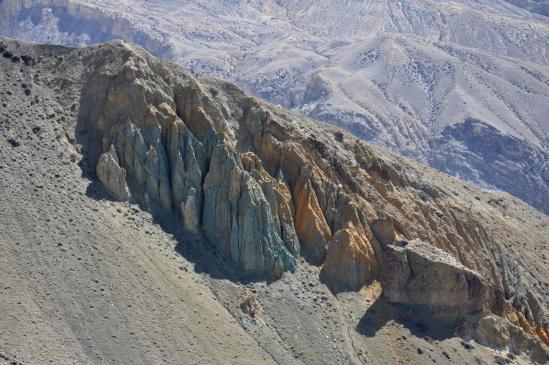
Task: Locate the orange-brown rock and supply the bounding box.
[321,225,378,292]
[536,325,549,346]
[293,173,332,264]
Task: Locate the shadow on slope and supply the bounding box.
[357,296,456,341]
[73,80,269,287]
[81,165,268,285]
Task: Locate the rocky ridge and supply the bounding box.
[0,37,548,363]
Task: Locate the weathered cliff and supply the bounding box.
[1,37,547,361]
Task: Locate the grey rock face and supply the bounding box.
[241,152,301,257]
[181,187,199,233]
[96,145,130,201]
[202,144,296,276]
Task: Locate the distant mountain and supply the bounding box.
[1,0,547,212]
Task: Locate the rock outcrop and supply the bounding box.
[381,240,498,323]
[293,173,332,264]
[96,145,131,201]
[381,239,549,359]
[2,37,546,359]
[321,225,378,292]
[78,41,547,354]
[201,144,296,276]
[75,43,299,278]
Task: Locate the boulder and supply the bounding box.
[381,239,494,322]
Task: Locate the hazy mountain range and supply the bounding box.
[1,0,548,213]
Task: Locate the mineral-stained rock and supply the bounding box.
[115,120,148,184]
[16,38,544,355]
[78,44,297,278]
[96,145,130,201]
[273,180,300,255]
[168,120,206,213]
[144,145,172,210]
[293,171,332,264]
[381,240,496,323]
[241,152,300,256]
[321,225,378,292]
[238,289,260,318]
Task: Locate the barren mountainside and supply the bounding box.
[0,37,548,364]
[0,0,548,213]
